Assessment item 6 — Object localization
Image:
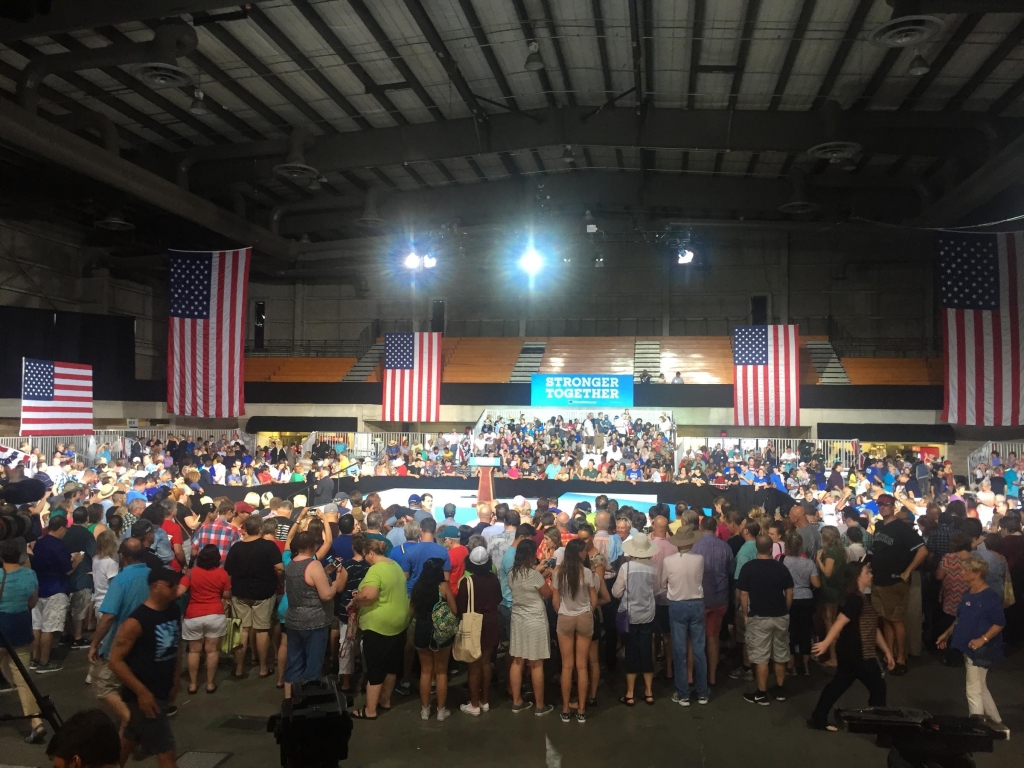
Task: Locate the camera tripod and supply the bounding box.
[0,626,63,735]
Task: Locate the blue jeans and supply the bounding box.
[284,626,329,684]
[669,600,708,698]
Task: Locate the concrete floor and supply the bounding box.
[0,646,1020,768]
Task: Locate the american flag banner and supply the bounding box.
[382,332,441,422]
[732,325,800,426]
[166,248,250,418]
[940,232,1024,426]
[20,359,93,435]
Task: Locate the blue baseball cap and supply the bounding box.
[408,494,422,506]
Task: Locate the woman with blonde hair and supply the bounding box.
[816,525,847,667]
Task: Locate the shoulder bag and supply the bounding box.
[452,576,482,662]
[616,566,630,634]
[430,587,458,649]
[1003,566,1016,609]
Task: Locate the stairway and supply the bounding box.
[509,340,547,382]
[633,339,661,381]
[343,341,384,381]
[805,340,850,385]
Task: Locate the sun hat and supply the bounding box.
[668,527,704,549]
[622,532,657,559]
[96,483,117,500]
[469,546,489,565]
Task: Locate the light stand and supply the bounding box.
[0,625,63,734]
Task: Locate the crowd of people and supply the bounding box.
[0,433,1020,767]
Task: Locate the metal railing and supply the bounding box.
[3,428,256,466]
[968,441,1024,482]
[676,437,860,470]
[826,316,940,359]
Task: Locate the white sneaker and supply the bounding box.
[460,703,481,716]
[437,707,451,722]
[480,703,490,713]
[420,706,431,720]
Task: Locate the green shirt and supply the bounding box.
[358,560,410,636]
[365,531,393,557]
[734,539,758,579]
[582,469,598,479]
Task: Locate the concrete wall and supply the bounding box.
[247,227,935,342]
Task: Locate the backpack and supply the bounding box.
[430,588,458,649]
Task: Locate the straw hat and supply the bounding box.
[668,527,704,549]
[622,532,657,559]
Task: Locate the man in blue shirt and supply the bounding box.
[626,461,643,481]
[32,518,82,672]
[544,457,562,479]
[88,538,152,728]
[769,465,787,492]
[401,518,450,595]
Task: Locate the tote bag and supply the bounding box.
[452,576,482,662]
[219,603,244,655]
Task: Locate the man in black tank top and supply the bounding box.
[108,567,183,767]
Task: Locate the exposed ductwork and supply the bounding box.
[272,127,318,181]
[778,170,820,216]
[54,112,119,155]
[269,195,360,236]
[16,22,198,115]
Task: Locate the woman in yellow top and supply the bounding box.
[351,539,409,720]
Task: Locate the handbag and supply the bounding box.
[218,603,243,655]
[1003,567,1016,609]
[616,567,630,634]
[430,588,458,649]
[452,576,482,662]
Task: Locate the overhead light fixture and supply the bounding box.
[677,249,695,265]
[593,255,605,268]
[307,176,325,191]
[524,41,544,72]
[519,246,542,276]
[908,54,930,76]
[422,255,437,269]
[561,145,574,164]
[189,87,209,115]
[404,252,421,269]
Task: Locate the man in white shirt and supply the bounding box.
[660,527,709,706]
[583,414,596,450]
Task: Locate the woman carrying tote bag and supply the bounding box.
[455,547,500,716]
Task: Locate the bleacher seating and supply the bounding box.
[656,337,735,384]
[538,337,635,376]
[841,357,943,386]
[442,338,523,383]
[244,357,356,382]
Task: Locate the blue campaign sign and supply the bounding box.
[530,374,634,408]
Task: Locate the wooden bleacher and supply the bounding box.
[656,337,735,384]
[538,337,635,375]
[442,338,523,383]
[244,356,356,382]
[841,357,943,385]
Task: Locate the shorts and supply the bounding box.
[31,593,69,634]
[733,591,746,644]
[653,603,670,633]
[745,615,791,665]
[362,629,405,686]
[182,614,228,641]
[231,596,275,631]
[704,604,728,639]
[871,582,910,622]
[556,612,593,638]
[124,700,175,756]
[91,657,120,699]
[497,604,512,642]
[69,588,92,621]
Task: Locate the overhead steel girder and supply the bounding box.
[180,106,1010,191]
[276,172,923,237]
[0,97,296,261]
[0,0,240,43]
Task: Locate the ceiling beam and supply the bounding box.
[181,45,292,132]
[770,0,815,111]
[627,0,644,109]
[917,132,1024,224]
[0,0,239,43]
[642,0,654,99]
[812,0,873,109]
[400,0,488,120]
[347,0,445,121]
[277,171,924,236]
[0,96,295,259]
[182,105,1007,189]
[944,19,1024,111]
[729,0,762,111]
[536,0,575,107]
[687,0,706,110]
[990,73,1024,116]
[851,47,901,110]
[591,0,614,100]
[510,0,557,108]
[455,0,518,110]
[899,14,982,111]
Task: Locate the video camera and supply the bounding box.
[836,707,1010,768]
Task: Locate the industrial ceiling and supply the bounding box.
[1,0,1023,268]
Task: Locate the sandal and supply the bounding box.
[187,685,199,695]
[806,719,838,732]
[206,685,218,694]
[24,725,46,745]
[619,696,636,707]
[644,694,655,705]
[276,681,285,689]
[586,697,597,707]
[259,669,275,679]
[378,704,392,714]
[349,708,378,721]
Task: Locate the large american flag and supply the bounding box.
[20,359,93,435]
[166,248,250,418]
[382,332,441,422]
[940,232,1024,426]
[732,325,800,426]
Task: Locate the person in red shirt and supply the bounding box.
[180,545,232,693]
[440,526,469,594]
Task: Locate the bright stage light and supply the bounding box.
[519,247,542,276]
[677,249,695,265]
[422,255,437,269]
[404,252,421,269]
